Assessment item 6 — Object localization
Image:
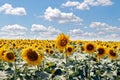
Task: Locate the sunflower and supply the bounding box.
[107,48,118,60]
[45,48,50,54]
[58,48,65,53]
[0,48,6,60]
[3,51,15,62]
[49,49,54,55]
[66,45,74,56]
[56,33,70,50]
[75,40,83,45]
[96,46,106,58]
[93,56,98,62]
[21,47,42,66]
[84,42,96,54]
[80,46,84,53]
[52,43,56,48]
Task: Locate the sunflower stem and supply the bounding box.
[66,54,68,64]
[65,53,69,80]
[23,65,28,78]
[115,60,119,80]
[42,60,45,72]
[88,54,91,80]
[14,60,17,80]
[1,60,4,71]
[75,56,77,73]
[98,57,101,80]
[64,48,69,79]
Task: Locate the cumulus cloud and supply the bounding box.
[31,24,61,39]
[1,24,27,32]
[0,24,61,39]
[90,22,120,32]
[98,31,105,35]
[0,24,27,38]
[104,33,119,41]
[68,28,98,40]
[69,29,83,36]
[68,27,120,41]
[88,22,120,41]
[62,1,80,7]
[44,7,83,24]
[76,2,90,10]
[61,0,113,10]
[31,24,47,32]
[90,22,109,28]
[0,3,27,16]
[83,32,97,37]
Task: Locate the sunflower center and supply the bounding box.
[7,52,14,60]
[114,46,117,49]
[53,44,55,47]
[50,50,54,54]
[60,39,67,46]
[87,44,94,51]
[46,48,49,53]
[109,50,116,56]
[98,48,104,55]
[27,50,38,61]
[67,47,72,52]
[93,58,97,62]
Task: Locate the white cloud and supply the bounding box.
[61,0,113,10]
[0,24,27,38]
[31,24,61,39]
[98,31,105,35]
[94,0,113,6]
[102,27,120,32]
[105,34,119,39]
[90,22,109,28]
[105,33,119,41]
[87,22,120,41]
[62,1,80,7]
[1,24,27,32]
[69,29,97,37]
[76,2,90,10]
[90,22,120,32]
[0,24,62,39]
[83,32,97,37]
[31,24,47,32]
[69,29,83,36]
[44,7,83,24]
[68,27,120,41]
[0,3,27,16]
[68,28,98,40]
[110,34,119,38]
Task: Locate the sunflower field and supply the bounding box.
[0,33,120,80]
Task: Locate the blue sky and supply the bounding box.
[0,0,120,41]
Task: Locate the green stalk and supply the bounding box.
[14,60,17,80]
[42,60,45,72]
[115,60,118,80]
[64,48,69,79]
[64,48,68,64]
[98,57,101,80]
[88,54,91,80]
[1,60,4,71]
[75,56,77,73]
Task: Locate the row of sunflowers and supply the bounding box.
[0,33,120,80]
